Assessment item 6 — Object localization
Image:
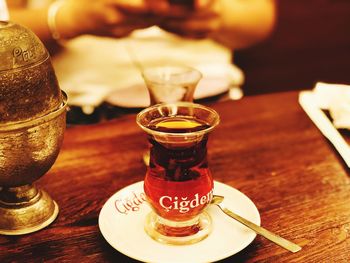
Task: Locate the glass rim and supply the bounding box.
[136,102,220,137]
[141,65,203,86]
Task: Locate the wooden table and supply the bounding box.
[1,91,350,262]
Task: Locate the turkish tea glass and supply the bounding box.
[142,65,202,165]
[136,102,220,245]
[142,65,202,105]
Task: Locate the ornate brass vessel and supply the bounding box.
[0,21,67,235]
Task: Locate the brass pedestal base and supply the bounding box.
[0,185,59,235]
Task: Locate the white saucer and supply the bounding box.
[99,181,260,263]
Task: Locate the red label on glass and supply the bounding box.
[144,174,213,221]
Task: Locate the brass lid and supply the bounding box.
[0,21,62,124]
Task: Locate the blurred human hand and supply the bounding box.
[147,0,221,39]
[55,0,158,39]
[145,0,276,49]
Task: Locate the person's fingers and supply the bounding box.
[195,0,215,9]
[160,16,220,38]
[108,18,154,37]
[110,25,139,37]
[147,0,219,19]
[145,0,197,17]
[168,0,195,10]
[194,0,221,17]
[145,0,169,13]
[103,8,125,25]
[107,0,151,14]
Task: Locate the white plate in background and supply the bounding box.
[106,63,244,108]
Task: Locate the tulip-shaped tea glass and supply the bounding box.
[136,102,220,245]
[142,65,202,105]
[142,65,202,165]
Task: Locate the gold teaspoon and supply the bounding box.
[211,195,302,253]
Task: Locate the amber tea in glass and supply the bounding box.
[136,102,220,245]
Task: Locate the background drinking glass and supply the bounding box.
[142,65,202,104]
[136,102,220,245]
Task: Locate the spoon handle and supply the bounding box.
[219,206,302,253]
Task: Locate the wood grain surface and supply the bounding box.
[1,91,350,262]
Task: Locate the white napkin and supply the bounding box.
[312,82,350,129]
[52,26,244,108]
[299,85,350,168]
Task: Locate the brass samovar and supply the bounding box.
[0,21,67,235]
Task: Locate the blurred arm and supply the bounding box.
[9,7,54,44]
[212,0,277,49]
[8,0,154,46]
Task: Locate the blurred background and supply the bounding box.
[3,0,350,124]
[235,0,350,96]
